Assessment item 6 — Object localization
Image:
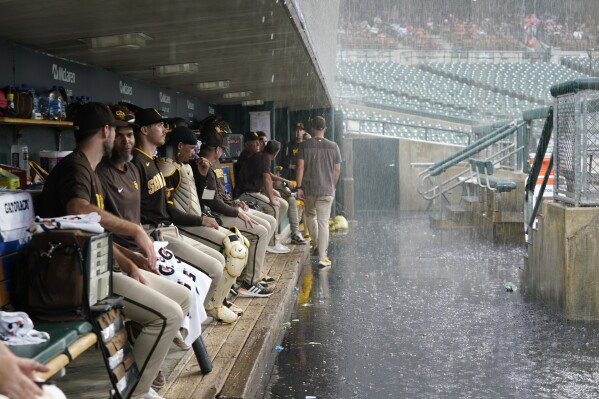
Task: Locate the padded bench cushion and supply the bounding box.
[470,159,517,193]
[491,179,517,193]
[480,176,517,192]
[10,321,94,364]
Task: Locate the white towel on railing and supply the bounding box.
[0,311,50,346]
[28,213,104,234]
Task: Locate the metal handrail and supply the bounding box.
[418,120,526,200]
[418,141,524,201]
[524,108,554,237]
[426,121,523,177]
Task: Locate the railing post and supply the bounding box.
[342,135,354,219]
[517,122,529,173]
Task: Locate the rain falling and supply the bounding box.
[264,0,599,398]
[0,0,598,398]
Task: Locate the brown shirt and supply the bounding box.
[131,148,171,226]
[39,149,105,217]
[96,157,142,250]
[234,152,269,197]
[298,137,341,197]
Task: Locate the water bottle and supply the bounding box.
[30,88,41,120]
[47,85,57,120]
[38,90,49,119]
[48,86,66,120]
[57,93,66,120]
[47,88,58,120]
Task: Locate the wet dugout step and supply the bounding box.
[160,244,308,399]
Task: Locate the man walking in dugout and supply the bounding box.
[295,116,342,268]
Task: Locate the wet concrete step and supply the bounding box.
[445,204,475,225]
[461,195,480,204]
[480,211,524,243]
[429,211,475,230]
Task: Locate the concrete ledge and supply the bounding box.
[524,200,599,320]
[220,252,307,399]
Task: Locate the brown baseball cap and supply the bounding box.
[244,131,260,142]
[73,102,127,141]
[135,108,167,127]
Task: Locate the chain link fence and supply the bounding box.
[554,90,599,205]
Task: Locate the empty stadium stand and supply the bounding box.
[336,59,588,141]
[420,62,585,104]
[338,105,470,145]
[336,61,542,124]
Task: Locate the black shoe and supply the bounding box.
[238,282,273,298]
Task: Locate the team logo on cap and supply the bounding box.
[115,110,126,120]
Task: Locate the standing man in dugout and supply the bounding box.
[131,108,237,323]
[280,122,310,182]
[199,119,278,297]
[38,102,192,399]
[296,116,342,268]
[280,122,312,237]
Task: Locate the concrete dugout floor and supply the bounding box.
[264,212,599,399]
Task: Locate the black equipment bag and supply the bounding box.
[15,229,113,322]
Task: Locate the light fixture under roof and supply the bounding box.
[155,63,199,77]
[83,33,151,51]
[197,80,231,91]
[242,99,264,106]
[223,91,252,99]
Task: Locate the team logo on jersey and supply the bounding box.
[215,169,224,179]
[147,172,166,195]
[292,149,298,156]
[146,162,150,167]
[133,180,139,190]
[95,193,105,209]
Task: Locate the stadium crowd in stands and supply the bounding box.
[338,2,599,50]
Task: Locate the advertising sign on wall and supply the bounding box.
[2,41,209,118]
